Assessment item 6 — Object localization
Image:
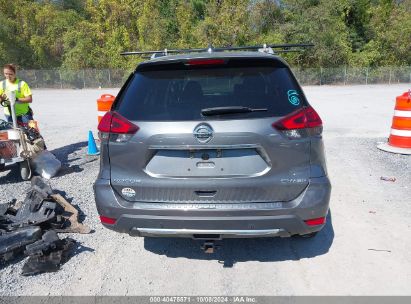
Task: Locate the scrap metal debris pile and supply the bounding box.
[0,177,91,275]
[1,118,61,180]
[0,119,45,159]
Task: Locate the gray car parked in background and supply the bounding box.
[94,50,331,242]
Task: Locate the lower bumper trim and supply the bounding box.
[130,227,287,238]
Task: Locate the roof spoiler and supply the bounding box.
[120,43,314,58]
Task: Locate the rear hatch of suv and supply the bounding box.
[100,55,322,204]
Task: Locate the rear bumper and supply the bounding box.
[132,228,284,239]
[94,176,331,238]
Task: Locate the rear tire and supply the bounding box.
[19,160,32,181]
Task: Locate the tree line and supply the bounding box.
[0,0,410,70]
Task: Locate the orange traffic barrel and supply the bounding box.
[97,94,115,123]
[378,90,411,154]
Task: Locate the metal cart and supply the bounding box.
[0,91,32,180]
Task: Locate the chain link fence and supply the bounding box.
[16,67,411,89]
[17,69,131,89]
[294,66,411,86]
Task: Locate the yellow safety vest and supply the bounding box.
[1,79,31,116]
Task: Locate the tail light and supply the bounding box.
[98,111,139,142]
[273,106,323,139]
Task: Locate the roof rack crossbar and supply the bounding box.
[120,43,314,56]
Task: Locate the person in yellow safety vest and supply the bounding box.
[0,63,34,124]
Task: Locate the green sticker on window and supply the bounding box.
[287,90,300,106]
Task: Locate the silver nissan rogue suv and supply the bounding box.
[94,50,331,240]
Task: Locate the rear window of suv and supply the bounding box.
[116,61,306,121]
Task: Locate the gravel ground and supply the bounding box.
[0,85,410,295]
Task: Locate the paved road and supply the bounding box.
[0,85,410,295]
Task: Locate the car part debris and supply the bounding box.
[51,194,91,234]
[0,226,42,262]
[0,176,91,275]
[2,177,90,233]
[0,200,20,229]
[0,202,9,216]
[368,248,391,253]
[380,176,396,182]
[24,230,60,255]
[9,176,58,227]
[12,200,58,227]
[22,230,76,276]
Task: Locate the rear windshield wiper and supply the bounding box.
[201,106,268,116]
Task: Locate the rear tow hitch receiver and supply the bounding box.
[200,240,219,254]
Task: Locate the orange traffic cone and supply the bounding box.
[97,94,115,124]
[378,90,411,154]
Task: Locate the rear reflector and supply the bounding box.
[187,59,225,66]
[98,111,139,134]
[100,216,116,225]
[273,106,322,130]
[304,217,326,226]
